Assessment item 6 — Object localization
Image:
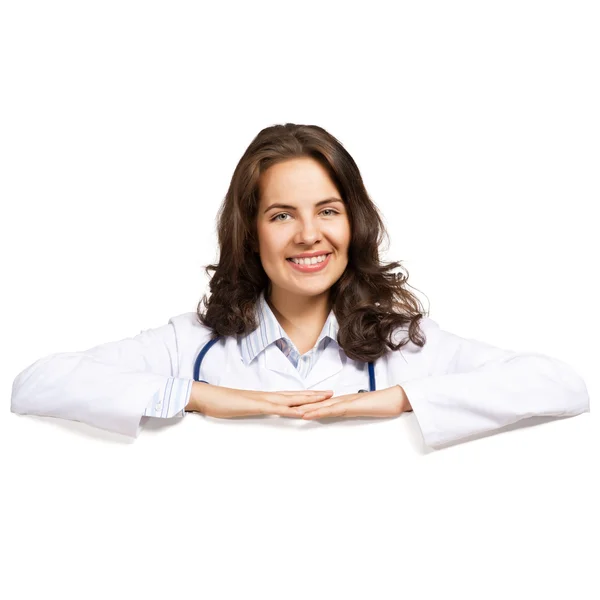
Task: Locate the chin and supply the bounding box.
[290,281,337,296]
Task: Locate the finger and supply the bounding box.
[301,400,351,420]
[256,400,304,418]
[295,392,359,413]
[279,391,334,407]
[249,389,332,405]
[287,393,335,407]
[276,390,334,398]
[296,398,342,413]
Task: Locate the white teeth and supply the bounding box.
[290,254,329,265]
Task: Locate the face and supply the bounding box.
[256,157,351,301]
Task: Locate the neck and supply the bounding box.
[266,288,331,344]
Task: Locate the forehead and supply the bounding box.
[258,158,339,205]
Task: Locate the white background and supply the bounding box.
[1,1,598,598]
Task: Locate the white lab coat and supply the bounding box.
[10,312,590,448]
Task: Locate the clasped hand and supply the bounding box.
[297,385,412,420]
[191,383,412,420]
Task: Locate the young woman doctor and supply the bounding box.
[11,123,590,449]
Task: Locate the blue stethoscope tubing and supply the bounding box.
[193,336,376,392]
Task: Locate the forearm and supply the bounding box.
[185,381,204,413]
[396,385,412,413]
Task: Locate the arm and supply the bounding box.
[394,318,590,449]
[184,381,206,413]
[10,317,199,438]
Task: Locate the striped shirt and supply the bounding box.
[143,290,339,418]
[240,290,339,377]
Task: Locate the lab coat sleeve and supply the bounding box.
[142,378,193,418]
[10,319,195,439]
[396,318,590,449]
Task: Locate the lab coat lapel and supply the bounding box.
[304,342,343,389]
[263,340,344,389]
[264,344,304,383]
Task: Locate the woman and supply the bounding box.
[10,123,590,449]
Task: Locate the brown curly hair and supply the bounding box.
[197,123,429,362]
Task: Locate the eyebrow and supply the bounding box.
[263,197,344,214]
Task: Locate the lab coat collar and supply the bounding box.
[238,290,342,386]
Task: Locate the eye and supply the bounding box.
[270,208,340,222]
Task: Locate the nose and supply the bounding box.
[293,217,321,246]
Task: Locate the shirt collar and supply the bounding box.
[239,290,339,365]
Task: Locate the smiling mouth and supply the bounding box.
[286,253,332,265]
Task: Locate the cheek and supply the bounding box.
[332,220,351,250]
[257,228,283,261]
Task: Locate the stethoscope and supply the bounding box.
[194,336,377,393]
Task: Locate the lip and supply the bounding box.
[287,251,332,259]
[286,253,332,273]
